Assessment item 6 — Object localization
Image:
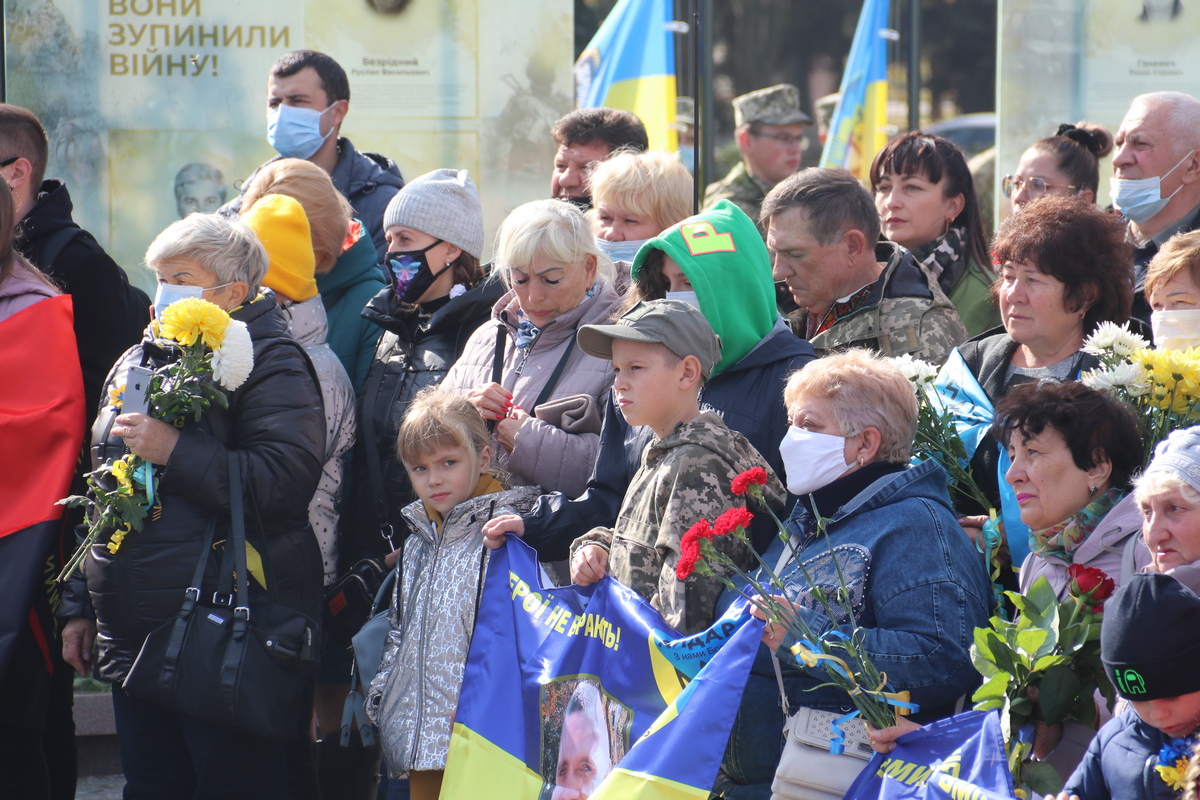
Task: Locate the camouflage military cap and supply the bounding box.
[578,299,722,379]
[733,84,812,128]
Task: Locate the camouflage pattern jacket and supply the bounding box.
[795,241,968,365]
[570,412,785,635]
[702,162,772,234]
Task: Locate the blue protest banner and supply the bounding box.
[845,710,1018,800]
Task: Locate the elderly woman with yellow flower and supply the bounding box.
[59,213,325,800]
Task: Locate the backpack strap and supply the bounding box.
[33,226,86,272]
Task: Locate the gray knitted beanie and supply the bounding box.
[382,168,484,260]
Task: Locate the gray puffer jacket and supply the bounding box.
[286,296,357,585]
[366,485,539,773]
[440,283,621,496]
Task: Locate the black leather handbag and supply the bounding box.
[323,556,388,651]
[122,453,319,739]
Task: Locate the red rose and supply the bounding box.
[1068,563,1115,607]
[714,507,754,536]
[732,467,768,496]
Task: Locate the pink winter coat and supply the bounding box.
[441,282,621,497]
[0,262,58,322]
[1018,493,1148,600]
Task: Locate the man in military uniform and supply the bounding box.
[703,84,811,233]
[764,168,967,364]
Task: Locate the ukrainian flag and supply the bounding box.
[820,0,891,180]
[574,0,678,152]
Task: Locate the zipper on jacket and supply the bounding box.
[410,515,443,767]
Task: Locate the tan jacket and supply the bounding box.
[441,283,621,496]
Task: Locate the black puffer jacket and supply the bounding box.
[348,277,503,560]
[60,296,326,683]
[15,180,150,431]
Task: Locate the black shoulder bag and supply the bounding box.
[123,452,319,739]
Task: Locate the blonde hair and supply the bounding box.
[241,158,352,272]
[397,387,492,466]
[589,150,693,233]
[1146,229,1200,306]
[494,199,615,288]
[783,349,918,463]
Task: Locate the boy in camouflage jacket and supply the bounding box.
[568,299,785,635]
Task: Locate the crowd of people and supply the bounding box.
[6,44,1200,800]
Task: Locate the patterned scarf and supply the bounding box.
[912,226,966,283]
[1028,487,1124,562]
[514,314,541,349]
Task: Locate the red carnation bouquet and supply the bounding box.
[678,467,913,733]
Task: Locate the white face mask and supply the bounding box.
[1152,308,1200,351]
[594,236,650,263]
[779,426,854,496]
[1111,149,1194,226]
[665,290,701,310]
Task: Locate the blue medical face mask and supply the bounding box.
[595,237,650,264]
[678,145,695,174]
[1111,149,1194,226]
[665,289,700,310]
[266,103,336,160]
[153,281,233,318]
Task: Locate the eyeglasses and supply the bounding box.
[0,156,18,168]
[1001,174,1077,199]
[750,131,810,150]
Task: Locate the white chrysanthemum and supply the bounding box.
[211,319,254,390]
[1083,363,1150,397]
[1082,321,1150,359]
[890,353,939,386]
[1081,368,1115,392]
[449,284,467,299]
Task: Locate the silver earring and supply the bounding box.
[1088,486,1098,497]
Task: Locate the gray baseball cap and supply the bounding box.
[578,299,722,379]
[733,84,813,128]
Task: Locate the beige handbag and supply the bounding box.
[765,542,874,800]
[769,697,875,800]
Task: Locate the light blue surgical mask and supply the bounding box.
[153,282,233,319]
[1111,149,1194,226]
[665,289,701,310]
[678,145,695,174]
[266,103,335,160]
[595,237,650,264]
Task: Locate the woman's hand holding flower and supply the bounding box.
[112,412,179,465]
[749,594,799,651]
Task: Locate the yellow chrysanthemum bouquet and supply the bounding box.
[58,298,254,580]
[1081,322,1200,462]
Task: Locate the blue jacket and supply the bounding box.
[1064,710,1179,800]
[717,460,993,790]
[518,322,816,560]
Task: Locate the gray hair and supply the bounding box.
[494,199,615,288]
[760,167,880,246]
[144,212,268,292]
[1134,468,1200,513]
[1132,91,1200,158]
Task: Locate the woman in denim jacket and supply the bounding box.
[712,349,993,799]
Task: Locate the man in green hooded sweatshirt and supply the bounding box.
[483,200,816,558]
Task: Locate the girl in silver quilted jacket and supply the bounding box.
[365,388,538,799]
